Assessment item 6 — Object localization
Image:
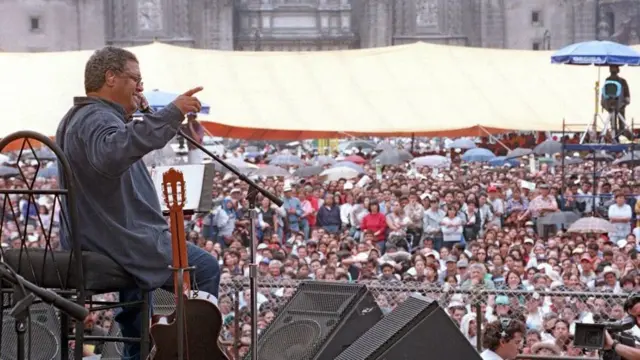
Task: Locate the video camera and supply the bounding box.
[574,316,635,349]
[574,294,640,359]
[601,80,626,113]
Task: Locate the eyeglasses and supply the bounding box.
[119,71,143,86]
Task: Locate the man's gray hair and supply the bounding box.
[468,263,486,276]
[84,46,138,93]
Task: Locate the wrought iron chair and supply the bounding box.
[0,131,150,360]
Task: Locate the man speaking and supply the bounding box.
[56,46,221,359]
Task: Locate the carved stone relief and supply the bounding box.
[416,0,439,27]
[138,0,163,31]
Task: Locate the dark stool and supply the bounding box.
[0,130,151,360]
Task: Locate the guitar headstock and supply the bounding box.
[161,168,186,211]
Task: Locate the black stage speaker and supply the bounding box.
[336,295,482,360]
[0,303,60,360]
[251,281,383,360]
[98,322,124,360]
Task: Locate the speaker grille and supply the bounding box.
[258,319,322,360]
[0,304,60,360]
[283,282,363,315]
[99,322,124,359]
[288,291,353,314]
[336,295,432,360]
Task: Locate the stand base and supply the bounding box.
[580,112,630,144]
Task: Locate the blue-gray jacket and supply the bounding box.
[56,96,183,290]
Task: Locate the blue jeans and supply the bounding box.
[300,218,310,239]
[115,243,221,360]
[433,235,443,251]
[323,225,340,234]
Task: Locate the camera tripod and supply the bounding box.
[581,110,630,144]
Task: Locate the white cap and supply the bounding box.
[283,180,293,192]
[602,266,619,278]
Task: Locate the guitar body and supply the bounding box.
[149,295,228,360]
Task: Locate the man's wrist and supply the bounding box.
[612,340,619,352]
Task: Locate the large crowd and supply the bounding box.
[2,135,640,358]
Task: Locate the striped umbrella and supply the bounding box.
[567,217,615,234]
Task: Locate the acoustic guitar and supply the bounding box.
[148,168,229,360]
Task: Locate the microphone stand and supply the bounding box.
[178,128,282,360]
[0,261,89,360]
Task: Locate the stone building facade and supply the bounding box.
[0,0,638,53]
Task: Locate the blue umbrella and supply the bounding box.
[142,89,211,114]
[0,166,19,178]
[551,40,640,66]
[488,156,520,167]
[312,155,336,166]
[243,151,263,159]
[447,138,476,150]
[36,166,58,179]
[269,154,304,167]
[332,161,364,173]
[461,148,496,163]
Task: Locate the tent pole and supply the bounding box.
[592,152,597,213]
[594,67,601,138]
[479,126,511,152]
[561,118,565,197]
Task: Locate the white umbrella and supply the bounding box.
[251,165,290,178]
[411,155,450,168]
[214,158,259,174]
[227,158,258,169]
[320,167,360,181]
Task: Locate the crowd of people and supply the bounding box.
[2,137,640,359]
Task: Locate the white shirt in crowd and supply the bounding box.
[489,198,504,228]
[480,349,504,360]
[608,203,632,240]
[340,203,353,227]
[441,216,463,242]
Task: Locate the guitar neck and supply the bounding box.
[161,167,192,297]
[169,208,191,294]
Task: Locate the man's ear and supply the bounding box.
[104,70,117,87]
